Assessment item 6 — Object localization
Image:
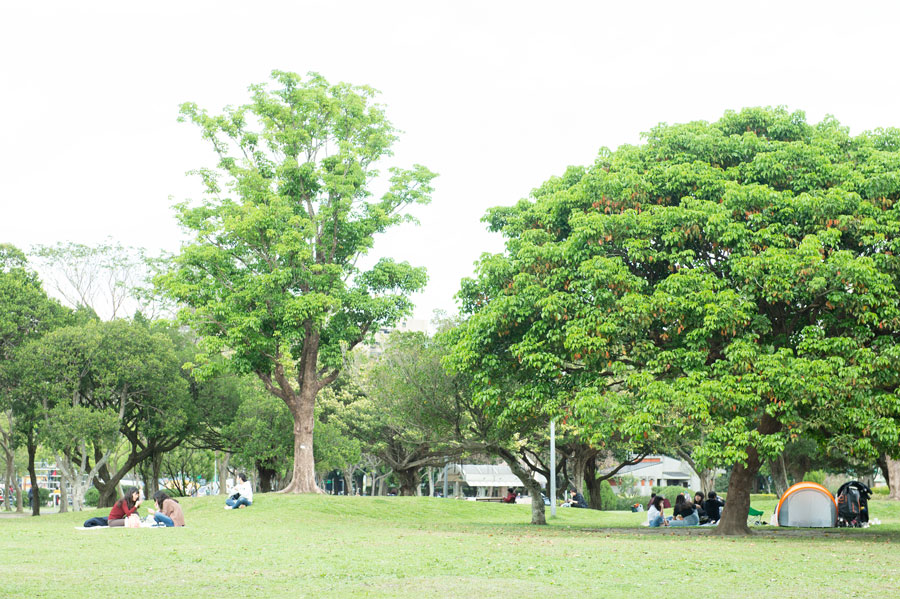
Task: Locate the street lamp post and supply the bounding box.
[550,419,556,517]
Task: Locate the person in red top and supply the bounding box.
[108,487,141,527]
[502,489,518,503]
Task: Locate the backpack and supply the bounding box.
[836,481,872,528]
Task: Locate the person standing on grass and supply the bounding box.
[148,491,185,527]
[108,487,141,526]
[225,473,253,509]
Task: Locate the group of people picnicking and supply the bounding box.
[82,472,253,528]
[646,490,724,527]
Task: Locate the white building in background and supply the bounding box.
[440,464,547,499]
[605,455,701,496]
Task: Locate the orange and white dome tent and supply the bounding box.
[774,482,837,527]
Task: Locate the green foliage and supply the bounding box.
[615,495,647,511]
[652,485,687,505]
[802,470,827,485]
[157,70,436,485]
[83,487,99,507]
[598,480,617,510]
[226,381,294,476]
[454,108,900,528]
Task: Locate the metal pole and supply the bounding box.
[550,419,557,517]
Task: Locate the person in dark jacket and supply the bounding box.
[568,489,588,508]
[704,491,725,523]
[694,492,709,524]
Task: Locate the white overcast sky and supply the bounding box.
[2,0,900,322]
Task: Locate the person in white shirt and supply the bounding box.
[647,495,668,527]
[224,473,254,509]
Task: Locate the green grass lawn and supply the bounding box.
[2,495,899,597]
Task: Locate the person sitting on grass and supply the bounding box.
[693,492,709,524]
[647,495,667,527]
[225,473,253,509]
[704,491,725,523]
[147,491,185,527]
[668,493,700,526]
[569,489,588,508]
[108,486,141,527]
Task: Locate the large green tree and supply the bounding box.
[0,244,68,516]
[158,71,435,493]
[455,108,900,534]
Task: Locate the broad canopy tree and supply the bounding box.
[454,108,900,534]
[158,71,435,493]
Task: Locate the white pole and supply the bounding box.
[550,419,557,517]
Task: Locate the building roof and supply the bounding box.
[445,464,547,487]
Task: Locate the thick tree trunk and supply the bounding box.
[584,458,604,510]
[395,468,420,496]
[713,414,781,536]
[571,454,587,496]
[882,454,900,501]
[343,471,354,496]
[258,464,276,493]
[280,385,321,494]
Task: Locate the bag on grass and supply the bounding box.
[125,513,141,528]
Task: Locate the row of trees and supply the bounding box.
[4,71,900,536]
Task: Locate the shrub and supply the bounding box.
[84,487,99,507]
[615,495,646,511]
[652,485,688,505]
[599,480,617,510]
[160,487,188,498]
[802,470,827,485]
[871,486,889,497]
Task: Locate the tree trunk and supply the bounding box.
[499,448,546,525]
[343,471,354,496]
[427,467,435,497]
[882,454,900,501]
[258,464,276,493]
[218,453,231,495]
[3,446,15,511]
[148,453,162,498]
[712,414,781,536]
[280,386,320,494]
[769,454,790,498]
[570,454,587,496]
[395,468,420,496]
[58,475,68,513]
[584,458,604,510]
[27,433,39,516]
